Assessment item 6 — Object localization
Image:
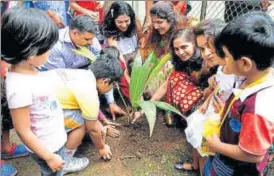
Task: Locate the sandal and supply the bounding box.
[174,158,198,173]
[1,143,29,160]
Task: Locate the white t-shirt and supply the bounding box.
[215,66,245,102]
[5,72,67,153]
[118,35,138,55]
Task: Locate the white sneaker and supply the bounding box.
[63,157,89,175]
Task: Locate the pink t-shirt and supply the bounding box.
[5,72,67,153]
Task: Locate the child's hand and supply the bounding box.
[99,144,112,161]
[206,133,222,153]
[212,94,224,114]
[103,125,120,138]
[131,111,144,124]
[104,119,121,127]
[46,153,65,172]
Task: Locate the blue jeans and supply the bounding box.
[31,147,65,176]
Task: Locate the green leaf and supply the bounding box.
[145,53,171,89]
[139,101,157,137]
[72,46,96,62]
[151,101,185,118]
[129,52,155,107]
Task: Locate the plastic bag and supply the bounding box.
[184,104,215,149]
[198,112,221,157]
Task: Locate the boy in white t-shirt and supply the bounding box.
[2,7,87,175]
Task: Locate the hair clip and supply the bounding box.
[111,9,114,18]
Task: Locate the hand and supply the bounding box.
[103,125,120,138]
[142,18,152,34]
[212,94,224,114]
[208,75,217,90]
[131,111,143,124]
[98,144,112,161]
[50,15,65,28]
[86,10,99,22]
[206,133,222,153]
[96,1,105,9]
[104,119,121,127]
[109,103,126,121]
[198,97,211,114]
[46,154,65,172]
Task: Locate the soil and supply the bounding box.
[8,113,199,176]
[7,112,274,176]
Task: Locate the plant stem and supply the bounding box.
[115,82,132,124]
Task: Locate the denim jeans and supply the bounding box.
[31,146,65,176]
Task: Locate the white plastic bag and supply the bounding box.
[185,103,215,149]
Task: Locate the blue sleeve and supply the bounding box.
[89,38,102,57]
[42,43,66,70]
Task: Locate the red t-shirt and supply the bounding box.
[74,1,104,24]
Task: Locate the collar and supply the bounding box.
[232,73,274,102]
[59,27,73,44]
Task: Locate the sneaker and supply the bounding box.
[1,160,18,176]
[63,157,89,175]
[1,143,29,160]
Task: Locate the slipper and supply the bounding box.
[1,143,29,160]
[174,158,198,173]
[1,160,18,176]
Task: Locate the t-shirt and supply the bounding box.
[215,66,245,103]
[5,72,67,153]
[208,75,274,176]
[46,69,99,120]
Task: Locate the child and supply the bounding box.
[1,7,88,175]
[1,60,29,176]
[204,11,274,176]
[44,47,124,162]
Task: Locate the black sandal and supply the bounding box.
[174,158,198,173]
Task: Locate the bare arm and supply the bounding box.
[85,120,105,149]
[69,1,90,15]
[11,107,64,170]
[85,120,112,160]
[151,80,168,101]
[207,134,265,163]
[144,1,153,27]
[46,9,65,28]
[69,0,99,22]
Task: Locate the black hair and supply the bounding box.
[69,14,98,34]
[149,2,178,45]
[1,7,59,64]
[193,19,226,57]
[170,29,203,73]
[89,47,123,83]
[193,19,226,38]
[215,11,274,70]
[102,1,136,39]
[100,46,120,60]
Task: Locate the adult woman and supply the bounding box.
[102,2,143,100]
[142,1,188,59]
[140,2,189,99]
[102,1,142,66]
[150,29,204,118]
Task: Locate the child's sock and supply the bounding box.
[63,147,76,162]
